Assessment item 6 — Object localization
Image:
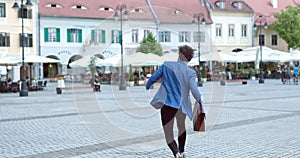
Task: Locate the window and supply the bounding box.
[216,1,225,9]
[259,34,265,46]
[233,2,243,9]
[193,32,205,42]
[144,30,150,39]
[91,29,105,44]
[179,31,191,42]
[241,25,247,37]
[112,30,121,43]
[159,31,171,42]
[67,28,82,43]
[18,8,32,19]
[44,27,60,42]
[71,5,87,9]
[0,32,10,47]
[228,24,235,37]
[19,33,33,47]
[0,3,5,17]
[132,29,139,43]
[216,24,222,37]
[271,35,278,46]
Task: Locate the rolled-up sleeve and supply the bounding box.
[146,65,163,90]
[189,71,202,104]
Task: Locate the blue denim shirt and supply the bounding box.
[146,61,202,120]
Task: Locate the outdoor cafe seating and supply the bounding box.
[0,80,47,93]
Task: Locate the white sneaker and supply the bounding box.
[176,152,181,158]
[181,152,185,158]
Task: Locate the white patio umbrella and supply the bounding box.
[16,54,61,63]
[289,50,300,61]
[0,56,18,66]
[237,46,290,62]
[97,55,121,67]
[203,51,240,62]
[188,56,207,66]
[69,55,103,67]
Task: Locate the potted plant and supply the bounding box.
[249,68,256,80]
[128,64,135,86]
[201,64,207,82]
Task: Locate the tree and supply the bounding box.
[88,56,97,86]
[136,32,163,56]
[270,5,300,50]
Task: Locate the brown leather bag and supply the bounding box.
[193,102,205,132]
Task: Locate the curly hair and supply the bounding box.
[178,45,194,62]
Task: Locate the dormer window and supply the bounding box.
[174,10,182,15]
[71,5,87,9]
[233,2,243,9]
[99,7,114,11]
[45,4,62,8]
[130,8,144,13]
[215,1,225,9]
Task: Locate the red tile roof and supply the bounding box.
[38,0,154,20]
[242,0,299,25]
[39,0,212,24]
[149,0,212,24]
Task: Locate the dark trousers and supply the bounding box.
[161,105,186,157]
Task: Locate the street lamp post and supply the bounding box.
[254,15,268,84]
[12,0,32,96]
[192,13,206,87]
[114,4,128,90]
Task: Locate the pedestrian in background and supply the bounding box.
[146,45,203,158]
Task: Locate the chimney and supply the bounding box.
[271,0,278,8]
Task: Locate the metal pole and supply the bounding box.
[197,16,203,87]
[20,0,28,96]
[119,5,126,90]
[259,17,264,84]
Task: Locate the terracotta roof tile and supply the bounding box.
[149,0,212,24]
[38,0,154,20]
[242,0,298,25]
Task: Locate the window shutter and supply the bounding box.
[101,30,105,43]
[91,29,95,41]
[118,31,122,43]
[67,29,71,42]
[56,28,60,42]
[28,10,32,19]
[44,28,48,42]
[78,29,82,42]
[18,9,21,18]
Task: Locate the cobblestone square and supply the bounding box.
[0,80,300,158]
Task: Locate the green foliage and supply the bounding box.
[128,64,134,81]
[47,65,53,78]
[136,32,163,56]
[201,64,207,78]
[248,67,256,76]
[88,56,97,80]
[270,5,300,49]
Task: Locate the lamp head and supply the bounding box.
[114,12,119,21]
[201,17,206,25]
[123,10,129,19]
[253,23,257,30]
[192,19,196,25]
[12,2,19,11]
[25,0,33,9]
[264,22,268,29]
